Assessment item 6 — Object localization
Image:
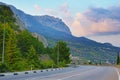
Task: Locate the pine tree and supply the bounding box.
[27,45,41,69]
[52,41,70,66]
[5,23,23,71]
[0,23,4,62]
[117,52,120,65]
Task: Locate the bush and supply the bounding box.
[0,63,9,73]
[59,61,67,67]
[41,60,54,69]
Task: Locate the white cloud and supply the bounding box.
[67,6,120,37]
[44,9,58,17]
[59,3,71,17]
[33,3,120,38]
[88,34,120,47]
[43,3,74,27]
[69,13,91,36]
[119,2,120,5]
[57,3,73,25]
[34,4,41,12]
[32,3,120,46]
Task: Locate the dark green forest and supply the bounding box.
[0,5,70,72]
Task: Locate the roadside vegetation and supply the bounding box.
[0,5,70,72]
[117,52,120,65]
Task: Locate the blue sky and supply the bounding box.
[0,0,120,47]
[0,0,119,15]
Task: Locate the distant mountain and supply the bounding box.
[1,2,119,63]
[10,6,71,35]
[9,5,96,42]
[35,15,71,34]
[0,2,5,5]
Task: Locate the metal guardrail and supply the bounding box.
[0,68,64,77]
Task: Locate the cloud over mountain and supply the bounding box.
[34,4,41,12]
[33,3,120,37]
[69,5,120,36]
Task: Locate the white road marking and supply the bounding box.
[57,73,83,80]
[57,67,100,80]
[115,68,120,80]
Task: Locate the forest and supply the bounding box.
[0,5,70,72]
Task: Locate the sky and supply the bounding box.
[0,0,120,47]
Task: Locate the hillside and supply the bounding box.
[0,4,70,72]
[0,4,46,71]
[2,2,120,63]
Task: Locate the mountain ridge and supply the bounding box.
[34,15,71,34]
[10,5,71,35]
[1,2,120,63]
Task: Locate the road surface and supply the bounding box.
[0,66,119,80]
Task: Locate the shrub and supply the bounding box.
[0,63,9,73]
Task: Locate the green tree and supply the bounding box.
[41,59,54,69]
[0,23,4,62]
[17,30,44,56]
[52,41,70,67]
[17,30,33,55]
[117,52,120,65]
[0,5,56,72]
[4,23,24,71]
[0,63,9,72]
[27,45,41,70]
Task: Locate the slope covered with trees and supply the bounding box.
[9,3,120,64]
[0,5,70,72]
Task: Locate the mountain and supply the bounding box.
[10,6,71,35]
[35,15,71,34]
[0,5,59,71]
[32,32,48,47]
[9,5,96,42]
[1,2,120,63]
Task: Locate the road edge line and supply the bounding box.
[115,68,120,80]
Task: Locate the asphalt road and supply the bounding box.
[0,66,119,80]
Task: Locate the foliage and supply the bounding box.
[26,45,41,69]
[51,41,70,67]
[0,5,14,22]
[0,63,9,73]
[0,5,71,72]
[17,30,44,56]
[4,23,22,70]
[117,52,120,65]
[41,59,54,69]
